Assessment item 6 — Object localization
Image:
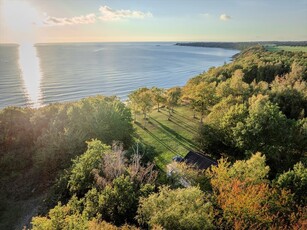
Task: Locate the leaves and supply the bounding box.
[137,186,214,230]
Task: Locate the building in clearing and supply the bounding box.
[183,151,217,170]
[167,151,217,187]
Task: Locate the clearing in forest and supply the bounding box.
[134,105,201,169]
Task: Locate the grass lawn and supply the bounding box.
[266,45,307,52]
[134,105,201,170]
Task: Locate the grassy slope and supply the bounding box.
[266,45,307,52]
[134,105,201,170]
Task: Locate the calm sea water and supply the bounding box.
[0,42,238,108]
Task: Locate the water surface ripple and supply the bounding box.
[0,42,238,108]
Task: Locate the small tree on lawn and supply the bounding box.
[166,87,181,120]
[151,87,166,112]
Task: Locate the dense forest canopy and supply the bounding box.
[0,46,306,229]
[0,96,134,228]
[185,46,307,175]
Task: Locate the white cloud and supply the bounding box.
[220,14,231,21]
[41,5,151,26]
[43,13,96,26]
[99,5,153,21]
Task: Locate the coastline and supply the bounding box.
[175,41,307,51]
[0,43,237,109]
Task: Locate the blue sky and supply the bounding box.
[0,0,306,43]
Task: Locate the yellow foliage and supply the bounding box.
[88,220,138,230]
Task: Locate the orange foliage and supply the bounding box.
[217,179,272,228]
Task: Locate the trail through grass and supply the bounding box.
[134,106,201,169]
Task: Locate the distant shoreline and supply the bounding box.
[175,41,307,50]
[1,41,307,47]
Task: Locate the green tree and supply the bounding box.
[138,89,153,120]
[137,186,214,230]
[34,96,134,179]
[232,97,298,173]
[128,88,153,127]
[68,139,110,194]
[67,96,133,148]
[166,87,181,119]
[193,82,217,123]
[270,71,307,119]
[275,162,307,204]
[127,90,141,122]
[0,107,34,175]
[182,80,200,119]
[208,152,270,188]
[31,200,88,230]
[151,87,166,112]
[97,175,137,225]
[216,69,250,104]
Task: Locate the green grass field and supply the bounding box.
[266,45,307,52]
[134,105,201,170]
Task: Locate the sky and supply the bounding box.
[0,0,306,44]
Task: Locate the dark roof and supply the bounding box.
[172,155,184,162]
[184,151,217,170]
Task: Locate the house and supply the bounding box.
[183,151,217,170]
[172,151,217,170]
[167,151,217,187]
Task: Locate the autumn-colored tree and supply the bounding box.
[207,153,302,229]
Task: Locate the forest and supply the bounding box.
[175,41,307,50]
[0,46,306,229]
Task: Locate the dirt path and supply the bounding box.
[13,194,46,230]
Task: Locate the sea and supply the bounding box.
[0,42,238,109]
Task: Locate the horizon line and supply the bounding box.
[1,40,307,46]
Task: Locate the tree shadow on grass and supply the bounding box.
[168,116,199,135]
[172,109,200,122]
[149,117,198,151]
[134,121,182,157]
[161,107,199,124]
[159,109,199,134]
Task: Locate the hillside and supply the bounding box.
[0,46,306,229]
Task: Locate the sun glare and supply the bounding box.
[1,0,44,107]
[18,43,43,108]
[1,0,42,44]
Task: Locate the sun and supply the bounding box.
[1,0,43,44]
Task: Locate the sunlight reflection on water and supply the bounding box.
[18,43,42,107]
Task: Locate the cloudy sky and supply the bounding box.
[0,0,306,43]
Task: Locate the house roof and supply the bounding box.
[184,151,217,170]
[172,155,184,162]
